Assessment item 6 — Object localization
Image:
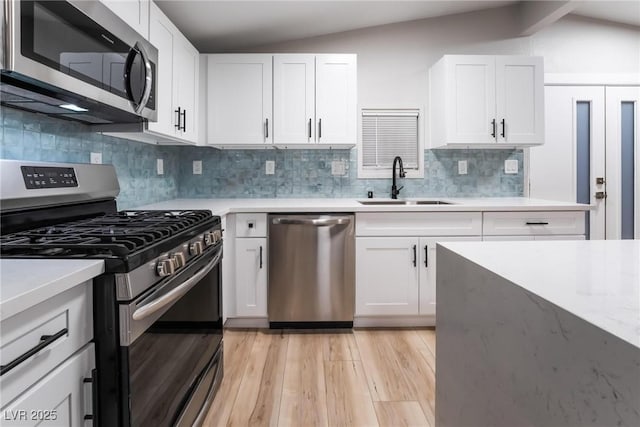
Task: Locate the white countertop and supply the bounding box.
[138,197,591,216]
[0,259,104,321]
[439,240,640,348]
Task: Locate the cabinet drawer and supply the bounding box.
[482,211,585,236]
[1,283,93,405]
[356,212,482,236]
[1,343,95,426]
[235,213,267,237]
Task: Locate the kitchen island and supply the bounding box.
[436,240,640,427]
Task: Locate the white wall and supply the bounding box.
[237,5,639,109]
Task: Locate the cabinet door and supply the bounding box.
[1,344,95,426]
[355,237,419,316]
[100,0,149,38]
[419,237,481,316]
[273,54,315,145]
[315,54,357,146]
[147,3,174,137]
[235,238,267,317]
[173,37,199,143]
[444,55,496,144]
[495,56,544,145]
[208,55,273,145]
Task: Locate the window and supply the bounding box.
[358,108,424,178]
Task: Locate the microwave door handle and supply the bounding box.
[136,42,153,114]
[132,247,222,321]
[124,42,153,114]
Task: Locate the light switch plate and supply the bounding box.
[331,160,346,176]
[458,160,468,175]
[157,159,164,175]
[90,152,102,164]
[193,160,202,175]
[265,160,275,175]
[505,159,519,174]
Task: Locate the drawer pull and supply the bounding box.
[525,221,549,226]
[0,328,68,376]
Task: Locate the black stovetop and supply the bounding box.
[0,210,220,272]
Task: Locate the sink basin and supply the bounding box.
[358,199,454,206]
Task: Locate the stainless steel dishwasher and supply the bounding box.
[268,214,355,327]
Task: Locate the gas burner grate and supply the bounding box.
[0,210,214,259]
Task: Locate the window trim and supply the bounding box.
[357,107,425,179]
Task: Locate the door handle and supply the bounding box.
[500,119,505,138]
[265,118,269,138]
[491,119,496,138]
[124,41,153,114]
[175,106,182,130]
[271,217,351,226]
[308,118,312,138]
[0,328,68,376]
[424,245,428,267]
[412,245,417,267]
[318,118,322,139]
[259,245,263,269]
[595,191,607,199]
[181,109,187,132]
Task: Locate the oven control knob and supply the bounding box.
[156,259,175,277]
[189,241,203,256]
[204,232,215,247]
[212,229,222,243]
[172,252,186,269]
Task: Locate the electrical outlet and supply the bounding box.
[331,160,346,176]
[90,152,102,164]
[505,159,519,174]
[193,160,202,175]
[265,160,275,175]
[157,159,164,175]
[458,160,468,175]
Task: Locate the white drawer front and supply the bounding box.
[482,211,585,236]
[356,212,482,236]
[1,343,95,426]
[0,282,93,404]
[235,213,267,237]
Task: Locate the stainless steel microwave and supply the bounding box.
[1,0,157,125]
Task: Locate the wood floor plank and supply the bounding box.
[227,331,288,427]
[384,331,437,420]
[278,334,328,427]
[373,401,431,427]
[353,330,416,401]
[325,361,379,427]
[323,331,361,361]
[415,328,436,357]
[203,330,257,427]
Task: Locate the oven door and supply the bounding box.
[119,243,223,427]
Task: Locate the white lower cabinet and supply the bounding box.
[1,344,95,426]
[355,237,419,316]
[235,237,268,317]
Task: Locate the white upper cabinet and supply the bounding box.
[100,0,150,38]
[429,55,544,148]
[207,54,273,146]
[147,2,199,143]
[273,54,316,145]
[315,54,358,146]
[208,53,356,148]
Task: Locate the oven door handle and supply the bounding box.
[132,247,222,321]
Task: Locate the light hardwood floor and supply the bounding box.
[203,328,436,427]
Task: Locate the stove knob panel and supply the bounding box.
[156,258,175,277]
[203,232,214,247]
[189,241,204,256]
[212,230,222,243]
[172,252,186,269]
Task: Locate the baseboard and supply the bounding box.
[224,317,269,328]
[354,315,435,328]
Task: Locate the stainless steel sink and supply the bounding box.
[358,199,454,206]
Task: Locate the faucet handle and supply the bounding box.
[400,170,406,178]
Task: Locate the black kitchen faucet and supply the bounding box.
[391,156,406,199]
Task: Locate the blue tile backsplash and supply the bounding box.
[1,106,523,209]
[178,147,523,199]
[0,107,181,210]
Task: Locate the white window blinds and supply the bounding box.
[362,109,419,170]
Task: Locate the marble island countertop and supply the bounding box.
[138,197,591,216]
[439,239,640,348]
[0,259,104,321]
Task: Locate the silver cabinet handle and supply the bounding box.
[132,247,222,321]
[271,217,351,226]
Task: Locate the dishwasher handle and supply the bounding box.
[271,217,351,226]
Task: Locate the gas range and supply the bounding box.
[0,159,224,426]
